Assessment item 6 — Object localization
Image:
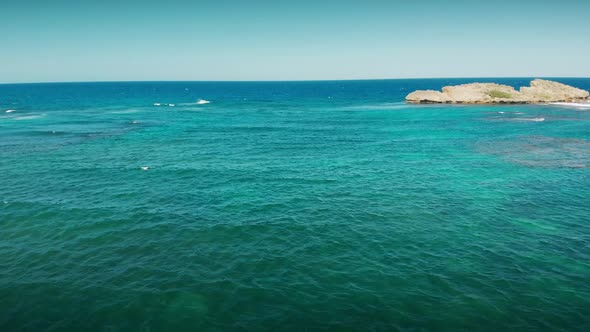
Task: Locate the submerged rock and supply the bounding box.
[159,293,209,329]
[477,136,590,168]
[406,79,590,104]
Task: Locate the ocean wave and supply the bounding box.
[341,102,410,110]
[514,117,545,122]
[153,103,178,107]
[177,100,212,107]
[485,111,525,115]
[549,102,590,109]
[13,115,45,121]
[16,130,68,136]
[486,116,545,122]
[109,109,141,114]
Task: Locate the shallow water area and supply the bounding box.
[478,135,590,168]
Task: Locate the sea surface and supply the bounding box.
[1,78,590,331]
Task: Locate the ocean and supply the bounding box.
[1,78,590,331]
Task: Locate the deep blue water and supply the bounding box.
[1,78,590,331]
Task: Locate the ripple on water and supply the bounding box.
[2,80,590,331]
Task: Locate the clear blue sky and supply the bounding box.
[1,0,589,83]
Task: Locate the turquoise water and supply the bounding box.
[1,79,590,331]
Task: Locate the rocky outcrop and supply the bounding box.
[406,79,590,104]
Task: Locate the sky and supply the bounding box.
[1,0,589,83]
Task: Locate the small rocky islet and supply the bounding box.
[406,79,590,104]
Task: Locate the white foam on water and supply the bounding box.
[154,103,162,106]
[196,99,211,105]
[549,102,590,109]
[5,109,16,113]
[488,116,546,123]
[515,117,545,122]
[168,104,175,107]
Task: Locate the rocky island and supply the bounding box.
[406,79,590,104]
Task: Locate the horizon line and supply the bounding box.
[2,76,590,85]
